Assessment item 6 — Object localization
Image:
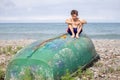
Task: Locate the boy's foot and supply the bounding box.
[71,34,75,38]
[76,34,79,38]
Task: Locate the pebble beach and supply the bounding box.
[0,39,120,80]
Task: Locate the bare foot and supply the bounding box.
[71,34,75,38]
[76,34,79,38]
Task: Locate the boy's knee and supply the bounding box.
[68,24,72,28]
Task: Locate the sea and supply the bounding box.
[0,23,120,40]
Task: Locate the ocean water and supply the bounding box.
[0,23,120,40]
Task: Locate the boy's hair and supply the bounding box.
[71,10,78,16]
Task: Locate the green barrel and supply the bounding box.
[5,33,98,80]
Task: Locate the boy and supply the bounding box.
[65,10,87,38]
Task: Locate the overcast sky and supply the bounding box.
[0,0,120,23]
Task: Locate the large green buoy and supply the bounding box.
[5,33,99,80]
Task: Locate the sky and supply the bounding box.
[0,0,120,23]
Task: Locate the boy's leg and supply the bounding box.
[68,24,75,38]
[67,28,72,35]
[76,24,82,38]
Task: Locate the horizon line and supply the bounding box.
[0,22,120,24]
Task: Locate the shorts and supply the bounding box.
[67,28,82,35]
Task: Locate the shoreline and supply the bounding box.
[0,39,120,45]
[0,39,120,80]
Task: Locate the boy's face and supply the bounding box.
[72,14,77,20]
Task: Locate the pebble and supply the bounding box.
[0,39,120,80]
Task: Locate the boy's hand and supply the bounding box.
[74,21,81,25]
[79,19,87,24]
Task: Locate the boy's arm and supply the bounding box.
[79,19,87,25]
[65,19,73,24]
[76,24,82,38]
[76,19,86,35]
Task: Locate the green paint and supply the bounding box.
[5,33,98,80]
